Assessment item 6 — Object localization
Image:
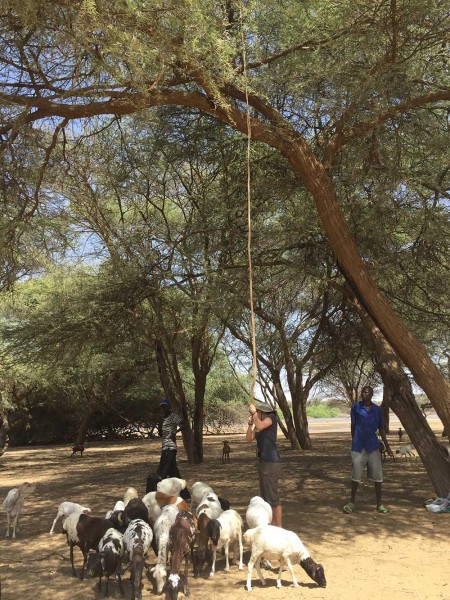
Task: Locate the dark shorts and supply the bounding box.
[257,461,281,507]
[156,449,190,500]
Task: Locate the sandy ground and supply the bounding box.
[1,429,449,600]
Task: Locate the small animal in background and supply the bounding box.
[2,482,36,539]
[70,444,84,458]
[396,445,415,459]
[222,440,232,463]
[398,427,403,442]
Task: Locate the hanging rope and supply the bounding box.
[239,5,258,403]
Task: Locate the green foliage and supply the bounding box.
[306,404,340,419]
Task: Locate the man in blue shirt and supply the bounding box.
[343,386,393,514]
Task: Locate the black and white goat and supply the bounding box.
[204,509,244,577]
[86,527,125,597]
[123,518,153,600]
[166,510,196,600]
[191,481,230,512]
[149,504,179,594]
[194,492,224,577]
[244,525,326,591]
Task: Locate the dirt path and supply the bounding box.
[1,431,449,600]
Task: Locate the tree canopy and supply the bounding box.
[0,1,449,482]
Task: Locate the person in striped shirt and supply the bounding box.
[157,399,190,500]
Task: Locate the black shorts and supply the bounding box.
[156,449,191,500]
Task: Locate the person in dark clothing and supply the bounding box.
[157,399,190,500]
[245,399,282,526]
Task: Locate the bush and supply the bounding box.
[306,404,340,418]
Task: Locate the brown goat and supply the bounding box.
[167,511,196,599]
[222,440,231,463]
[70,444,84,458]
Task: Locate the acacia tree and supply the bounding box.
[1,1,449,431]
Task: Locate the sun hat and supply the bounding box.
[253,400,275,413]
[160,399,170,407]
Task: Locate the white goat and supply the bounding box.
[150,504,179,594]
[156,477,186,497]
[2,482,36,539]
[206,509,244,577]
[105,499,125,519]
[245,496,272,529]
[123,487,139,507]
[49,501,91,535]
[191,481,214,512]
[244,525,326,591]
[196,492,223,520]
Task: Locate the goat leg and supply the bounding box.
[11,514,18,539]
[5,513,10,538]
[69,544,77,577]
[286,558,298,587]
[238,532,244,570]
[183,555,191,597]
[255,556,266,586]
[117,571,125,596]
[80,546,87,579]
[246,556,255,591]
[209,547,217,577]
[224,542,230,572]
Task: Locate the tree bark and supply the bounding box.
[358,308,450,496]
[272,372,302,450]
[291,387,312,450]
[381,388,390,434]
[0,411,9,458]
[154,337,198,464]
[74,399,97,447]
[192,331,210,464]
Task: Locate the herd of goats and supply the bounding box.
[2,476,326,599]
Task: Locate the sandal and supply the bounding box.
[377,505,390,514]
[343,502,356,514]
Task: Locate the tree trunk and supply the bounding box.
[74,399,97,446]
[0,411,9,458]
[291,388,312,450]
[283,141,450,433]
[191,351,207,464]
[154,337,198,464]
[381,388,390,434]
[272,373,302,450]
[358,309,450,496]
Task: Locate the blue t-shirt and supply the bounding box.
[256,413,280,462]
[351,401,384,453]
